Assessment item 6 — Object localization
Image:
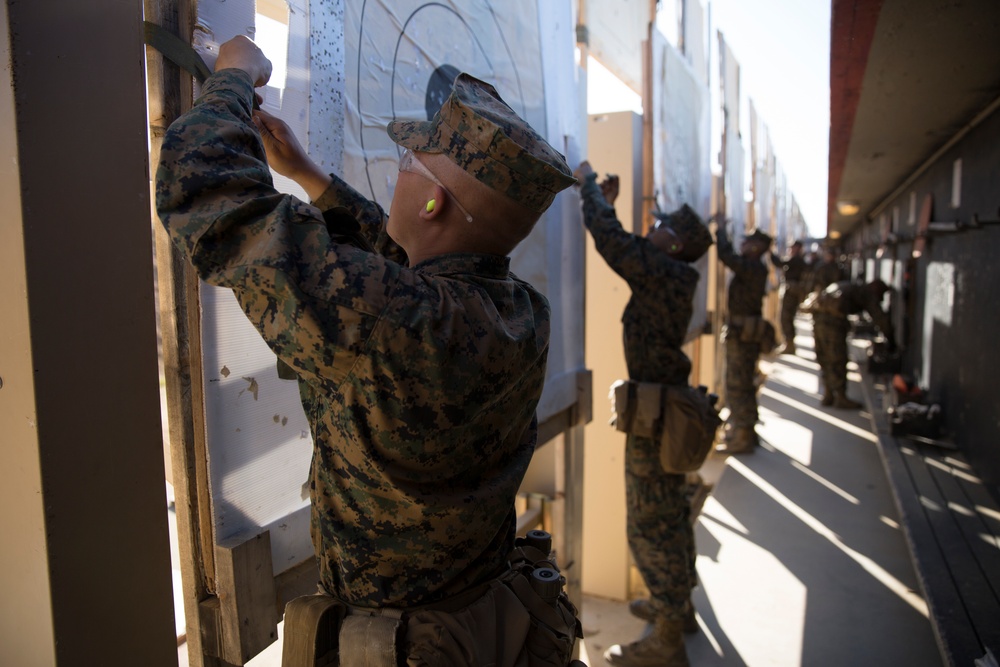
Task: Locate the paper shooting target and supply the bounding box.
[344,0,545,210]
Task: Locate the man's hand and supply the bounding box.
[599,174,620,206]
[573,160,620,205]
[714,217,729,241]
[252,109,331,200]
[215,35,272,87]
[573,160,595,182]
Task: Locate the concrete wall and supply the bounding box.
[844,102,1000,488]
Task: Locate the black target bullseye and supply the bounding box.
[349,1,539,208]
[425,64,461,120]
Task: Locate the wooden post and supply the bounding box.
[144,1,223,665]
[214,532,280,664]
[641,11,655,234]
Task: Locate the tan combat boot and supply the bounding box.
[628,598,656,622]
[714,426,757,454]
[604,618,689,666]
[628,599,698,634]
[832,393,862,410]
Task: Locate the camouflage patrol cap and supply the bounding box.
[653,204,713,261]
[745,228,773,246]
[386,73,577,213]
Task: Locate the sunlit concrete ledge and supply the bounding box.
[854,339,1000,667]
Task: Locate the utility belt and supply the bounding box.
[281,530,583,667]
[609,380,722,473]
[726,315,777,353]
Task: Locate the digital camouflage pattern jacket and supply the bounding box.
[156,70,549,608]
[579,175,699,386]
[717,226,768,318]
[770,252,809,283]
[819,281,894,341]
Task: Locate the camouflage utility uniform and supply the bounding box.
[814,281,893,400]
[157,71,550,609]
[579,175,699,622]
[771,251,809,348]
[810,257,846,294]
[717,227,768,430]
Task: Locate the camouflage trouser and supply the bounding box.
[625,434,696,619]
[813,313,850,397]
[779,284,806,345]
[724,331,761,428]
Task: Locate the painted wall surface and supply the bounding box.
[846,105,1000,488]
[581,111,643,600]
[0,4,55,663]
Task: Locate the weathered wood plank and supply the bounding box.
[275,558,322,613]
[215,532,280,664]
[145,1,224,666]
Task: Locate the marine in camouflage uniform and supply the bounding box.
[157,38,579,664]
[716,224,772,453]
[576,164,714,667]
[809,246,847,294]
[770,241,808,354]
[813,280,894,409]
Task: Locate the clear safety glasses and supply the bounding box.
[398,149,474,223]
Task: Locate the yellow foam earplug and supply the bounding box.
[425,199,436,213]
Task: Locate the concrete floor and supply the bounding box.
[171,318,942,666]
[578,319,941,666]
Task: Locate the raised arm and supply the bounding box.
[156,44,399,387]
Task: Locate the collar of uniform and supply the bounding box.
[412,253,511,279]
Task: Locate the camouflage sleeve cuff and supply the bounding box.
[312,173,369,211]
[198,69,256,116]
[579,172,618,230]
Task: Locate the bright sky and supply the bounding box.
[587,0,830,236]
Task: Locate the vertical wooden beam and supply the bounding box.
[144,1,221,665]
[556,424,586,612]
[554,371,590,611]
[641,14,655,234]
[214,532,280,664]
[714,34,730,402]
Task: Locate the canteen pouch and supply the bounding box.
[611,380,722,473]
[658,385,722,473]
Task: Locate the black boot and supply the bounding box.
[832,393,862,410]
